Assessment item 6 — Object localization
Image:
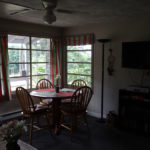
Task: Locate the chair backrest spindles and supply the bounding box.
[36,79,53,89]
[16,87,35,115]
[70,79,87,89]
[70,86,93,113]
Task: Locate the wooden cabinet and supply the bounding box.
[119,89,150,132]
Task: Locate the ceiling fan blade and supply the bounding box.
[55,9,74,14]
[55,8,88,15]
[0,0,42,11]
[9,8,31,16]
[0,0,56,24]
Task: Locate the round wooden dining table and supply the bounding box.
[30,88,74,134]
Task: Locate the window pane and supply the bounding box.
[31,37,50,50]
[9,64,30,77]
[67,45,91,50]
[68,63,91,75]
[32,51,50,62]
[8,35,29,49]
[32,63,50,75]
[32,75,50,88]
[10,77,30,91]
[67,51,91,62]
[67,75,91,86]
[9,50,30,63]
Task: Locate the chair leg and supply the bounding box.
[73,117,77,129]
[59,113,64,130]
[29,117,34,144]
[83,113,90,136]
[36,116,40,126]
[45,113,52,136]
[70,116,75,141]
[61,113,64,123]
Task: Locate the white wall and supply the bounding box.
[63,19,150,118]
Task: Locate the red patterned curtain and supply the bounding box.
[50,38,61,86]
[0,36,12,101]
[64,34,94,46]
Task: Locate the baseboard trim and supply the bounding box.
[87,111,106,119]
[0,109,21,117]
[0,110,22,123]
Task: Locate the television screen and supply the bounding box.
[122,41,150,69]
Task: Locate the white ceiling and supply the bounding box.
[0,0,150,27]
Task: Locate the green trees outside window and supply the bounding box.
[8,35,50,91]
[67,45,92,86]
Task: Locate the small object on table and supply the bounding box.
[55,86,59,93]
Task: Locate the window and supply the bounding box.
[67,44,93,87]
[8,35,50,91]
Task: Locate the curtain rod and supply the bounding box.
[63,33,94,38]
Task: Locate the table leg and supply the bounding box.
[52,98,61,134]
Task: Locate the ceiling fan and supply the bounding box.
[0,0,86,24]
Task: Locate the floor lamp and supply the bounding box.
[97,39,111,123]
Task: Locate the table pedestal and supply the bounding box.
[52,98,61,134]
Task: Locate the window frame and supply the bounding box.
[8,35,51,92]
[65,44,94,89]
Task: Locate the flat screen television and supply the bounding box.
[122,41,150,69]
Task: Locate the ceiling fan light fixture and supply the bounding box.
[44,16,56,24]
[44,10,56,24]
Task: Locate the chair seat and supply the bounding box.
[21,104,52,118]
[35,104,49,110]
[40,99,53,106]
[28,104,52,115]
[22,104,52,119]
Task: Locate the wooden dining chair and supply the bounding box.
[36,79,53,89]
[70,79,87,89]
[59,86,93,140]
[16,87,52,144]
[36,79,54,106]
[63,79,87,104]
